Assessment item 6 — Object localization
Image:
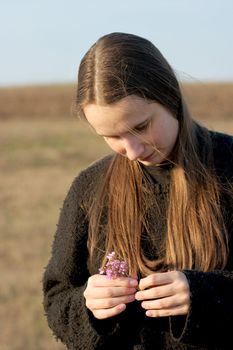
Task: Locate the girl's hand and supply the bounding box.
[84,274,138,319]
[135,271,190,317]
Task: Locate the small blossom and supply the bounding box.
[99,251,128,279]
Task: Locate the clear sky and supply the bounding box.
[1,0,233,86]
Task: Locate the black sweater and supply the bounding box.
[43,130,233,349]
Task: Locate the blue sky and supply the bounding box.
[1,0,232,86]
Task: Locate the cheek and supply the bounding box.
[147,125,159,144]
[167,119,179,145]
[151,118,178,145]
[104,138,124,154]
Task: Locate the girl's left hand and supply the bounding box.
[135,271,190,317]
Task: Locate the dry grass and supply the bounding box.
[0,119,109,350]
[0,83,232,349]
[0,82,233,121]
[182,82,233,121]
[0,84,75,120]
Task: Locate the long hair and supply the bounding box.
[76,32,229,275]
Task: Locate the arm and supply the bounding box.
[135,184,233,348]
[171,187,233,348]
[169,269,233,349]
[42,175,122,349]
[169,131,233,348]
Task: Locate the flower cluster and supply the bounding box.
[99,251,129,279]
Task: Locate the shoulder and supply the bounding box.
[210,130,233,151]
[209,130,233,180]
[69,153,114,198]
[78,153,113,182]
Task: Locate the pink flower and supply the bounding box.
[99,251,128,279]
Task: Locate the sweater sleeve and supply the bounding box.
[169,131,233,349]
[169,269,233,349]
[170,219,233,349]
[42,170,122,349]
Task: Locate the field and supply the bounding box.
[0,83,233,349]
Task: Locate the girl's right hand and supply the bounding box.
[83,274,138,319]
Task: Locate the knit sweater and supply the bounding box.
[43,130,233,350]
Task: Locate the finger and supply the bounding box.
[130,272,138,279]
[85,286,137,299]
[140,294,189,310]
[145,304,189,318]
[89,274,138,288]
[138,272,173,290]
[86,294,135,310]
[135,285,174,301]
[93,304,126,320]
[138,271,185,290]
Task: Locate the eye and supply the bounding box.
[134,121,150,133]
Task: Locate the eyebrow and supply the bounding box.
[98,115,152,137]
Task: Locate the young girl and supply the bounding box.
[43,32,233,349]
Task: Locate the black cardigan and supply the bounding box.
[43,130,233,349]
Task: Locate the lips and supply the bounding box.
[139,151,155,162]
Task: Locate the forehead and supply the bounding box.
[83,95,153,135]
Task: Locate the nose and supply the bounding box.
[122,135,144,161]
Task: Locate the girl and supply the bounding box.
[43,32,233,349]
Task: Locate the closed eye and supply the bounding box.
[103,118,151,139]
[134,120,150,133]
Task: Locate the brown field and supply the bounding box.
[0,83,233,349]
[1,82,233,121]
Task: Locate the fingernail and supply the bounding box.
[128,294,135,301]
[146,311,152,317]
[130,279,138,287]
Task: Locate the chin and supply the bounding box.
[139,159,161,166]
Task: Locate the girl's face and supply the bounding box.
[84,95,179,166]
